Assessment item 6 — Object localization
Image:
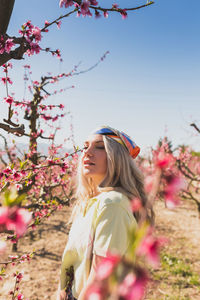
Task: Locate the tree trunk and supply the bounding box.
[0,0,15,34]
[29,97,38,164]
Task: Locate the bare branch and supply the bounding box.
[0,122,25,136]
[41,8,78,32]
[0,133,14,163]
[190,123,200,134]
[176,159,200,182]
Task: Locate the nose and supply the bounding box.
[84,145,93,157]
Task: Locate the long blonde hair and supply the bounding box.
[73,130,153,223]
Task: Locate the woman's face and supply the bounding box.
[82,134,107,186]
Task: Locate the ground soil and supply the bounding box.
[0,199,200,300]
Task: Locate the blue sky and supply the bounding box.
[1,0,200,154]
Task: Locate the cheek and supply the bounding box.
[101,154,107,173]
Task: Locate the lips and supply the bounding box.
[83,160,95,166]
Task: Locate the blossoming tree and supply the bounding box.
[1,1,199,299]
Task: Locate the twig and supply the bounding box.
[190,123,200,134]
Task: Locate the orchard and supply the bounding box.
[0,1,200,299]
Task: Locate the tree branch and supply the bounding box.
[0,133,14,163]
[190,123,200,134]
[0,0,15,34]
[0,122,25,136]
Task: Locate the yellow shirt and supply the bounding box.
[60,190,137,298]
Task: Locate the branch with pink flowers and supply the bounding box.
[1,52,108,142]
[0,1,154,66]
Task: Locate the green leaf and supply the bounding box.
[20,160,28,169]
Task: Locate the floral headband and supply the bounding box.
[94,126,140,159]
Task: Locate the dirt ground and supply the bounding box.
[0,199,200,300]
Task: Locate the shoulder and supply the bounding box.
[97,190,131,212]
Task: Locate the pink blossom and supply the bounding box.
[59,104,65,109]
[131,197,142,212]
[1,77,6,84]
[118,269,148,300]
[32,26,42,42]
[42,114,52,121]
[112,3,119,9]
[26,42,41,56]
[77,10,81,17]
[0,207,32,237]
[154,151,174,169]
[55,49,61,58]
[52,115,59,122]
[17,293,24,300]
[103,10,108,18]
[120,9,128,19]
[95,10,101,18]
[81,1,90,16]
[2,62,12,69]
[96,253,120,280]
[0,207,10,224]
[0,37,14,54]
[3,167,12,175]
[87,285,103,300]
[61,162,69,173]
[5,38,14,53]
[23,20,32,28]
[1,77,13,85]
[90,0,98,5]
[164,175,185,208]
[56,21,62,29]
[59,0,74,8]
[137,230,166,267]
[12,172,22,181]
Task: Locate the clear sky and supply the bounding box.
[1,0,200,154]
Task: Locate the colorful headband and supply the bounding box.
[94,126,140,159]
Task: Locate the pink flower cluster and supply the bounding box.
[59,0,110,19]
[1,63,13,86]
[141,137,185,208]
[0,35,14,54]
[0,206,32,237]
[18,21,42,56]
[164,175,185,208]
[86,253,150,300]
[137,228,166,268]
[118,269,148,300]
[59,0,129,19]
[9,272,25,299]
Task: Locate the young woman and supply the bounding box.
[58,126,150,300]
